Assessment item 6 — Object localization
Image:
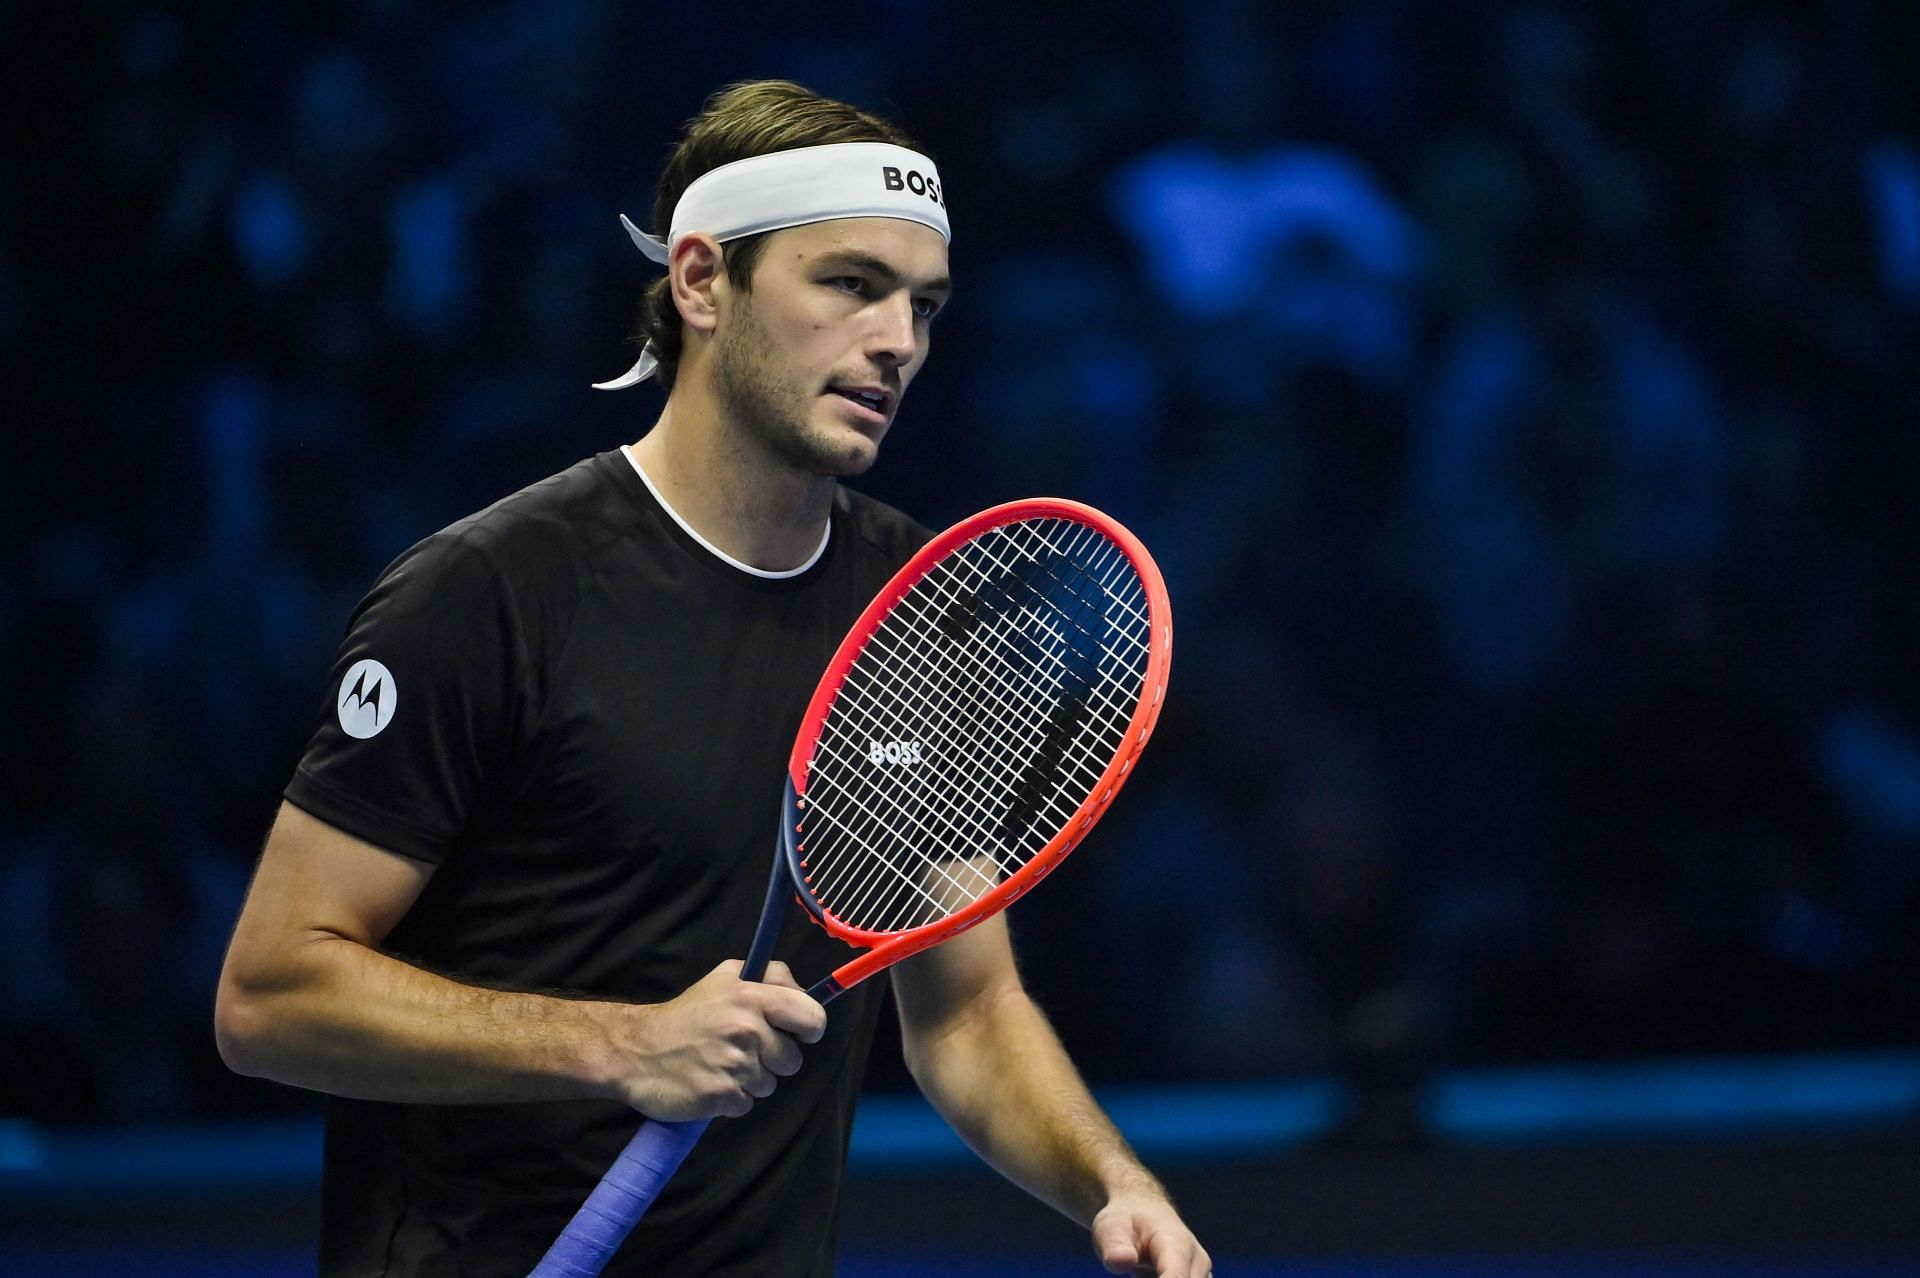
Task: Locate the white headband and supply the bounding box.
[595,141,951,390]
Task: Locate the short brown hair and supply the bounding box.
[632,80,921,392]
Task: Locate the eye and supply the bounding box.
[829,276,868,295]
[913,297,944,320]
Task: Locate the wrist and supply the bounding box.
[573,998,641,1102]
[1097,1161,1167,1208]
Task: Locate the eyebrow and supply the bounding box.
[813,249,952,296]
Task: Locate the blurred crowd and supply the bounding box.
[3,1,1917,1133]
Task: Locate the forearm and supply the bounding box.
[896,924,1209,1275]
[216,934,621,1105]
[904,983,1159,1225]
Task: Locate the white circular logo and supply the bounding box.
[337,659,397,739]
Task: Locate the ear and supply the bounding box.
[669,233,728,339]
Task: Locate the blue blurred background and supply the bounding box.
[3,0,1918,1272]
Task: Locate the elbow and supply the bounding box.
[213,970,275,1078]
[215,935,351,1080]
[899,978,1028,1085]
[900,1032,933,1092]
[898,1003,986,1097]
[897,1004,955,1089]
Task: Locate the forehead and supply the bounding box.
[772,218,951,286]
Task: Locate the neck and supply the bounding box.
[629,379,836,574]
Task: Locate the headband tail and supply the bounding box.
[592,344,661,390]
[621,214,670,263]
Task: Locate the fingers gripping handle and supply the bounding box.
[527,1118,709,1277]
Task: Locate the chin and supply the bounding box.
[819,437,881,478]
[798,416,885,477]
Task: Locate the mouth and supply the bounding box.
[826,384,894,426]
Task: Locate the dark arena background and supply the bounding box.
[5,3,1920,1275]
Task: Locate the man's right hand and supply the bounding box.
[219,804,829,1114]
[605,960,828,1121]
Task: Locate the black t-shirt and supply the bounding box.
[285,448,931,1278]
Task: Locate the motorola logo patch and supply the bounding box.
[337,659,397,739]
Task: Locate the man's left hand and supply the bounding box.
[1090,1189,1212,1277]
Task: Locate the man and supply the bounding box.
[216,80,1210,1278]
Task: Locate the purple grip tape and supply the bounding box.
[526,1117,710,1277]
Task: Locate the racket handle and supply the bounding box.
[526,1117,710,1278]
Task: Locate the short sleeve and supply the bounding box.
[285,529,526,863]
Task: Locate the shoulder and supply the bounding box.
[361,454,625,622]
[834,485,935,574]
[440,453,630,572]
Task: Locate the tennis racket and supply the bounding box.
[527,497,1173,1278]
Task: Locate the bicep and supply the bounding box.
[223,800,436,984]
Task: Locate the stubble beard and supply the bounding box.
[710,295,880,479]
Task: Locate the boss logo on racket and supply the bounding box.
[868,739,924,765]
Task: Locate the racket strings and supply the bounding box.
[811,526,1140,906]
[815,524,1132,806]
[806,633,1049,917]
[829,572,1130,829]
[799,517,1152,934]
[807,645,1092,921]
[810,646,1124,927]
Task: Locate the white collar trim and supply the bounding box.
[621,445,831,579]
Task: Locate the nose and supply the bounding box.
[866,290,920,370]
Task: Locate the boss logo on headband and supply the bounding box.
[882,166,943,206]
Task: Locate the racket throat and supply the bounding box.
[742,841,791,983]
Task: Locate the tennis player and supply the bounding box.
[216,79,1209,1278]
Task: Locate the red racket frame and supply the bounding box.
[785,497,1173,994]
